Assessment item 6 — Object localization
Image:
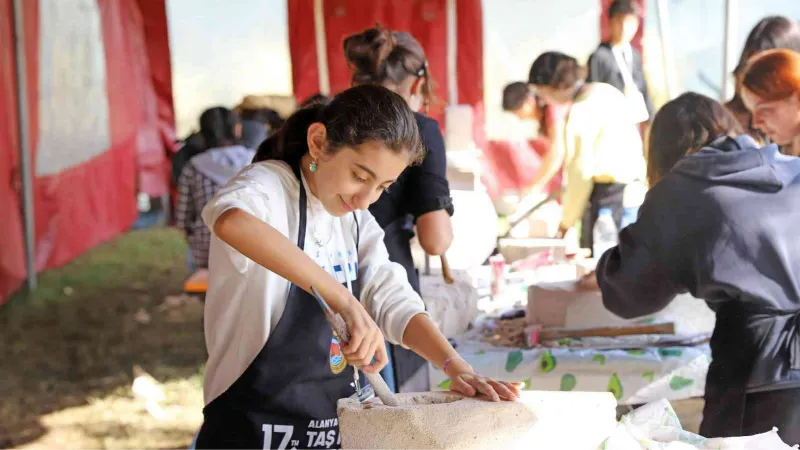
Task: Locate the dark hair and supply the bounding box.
[502,82,532,111]
[734,16,800,77]
[528,52,587,90]
[240,107,280,125]
[343,24,434,106]
[199,107,240,148]
[648,92,743,185]
[727,17,800,143]
[253,84,424,168]
[608,0,642,19]
[299,93,331,108]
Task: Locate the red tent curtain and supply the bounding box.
[288,0,483,134]
[0,0,174,303]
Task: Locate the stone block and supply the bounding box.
[337,391,617,449]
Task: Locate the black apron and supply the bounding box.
[700,302,800,445]
[196,164,363,449]
[380,214,430,393]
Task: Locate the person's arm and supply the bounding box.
[529,128,565,191]
[212,208,388,372]
[559,131,594,232]
[596,221,682,318]
[356,211,520,401]
[415,211,452,255]
[507,115,566,226]
[214,208,352,309]
[403,314,519,401]
[407,117,454,256]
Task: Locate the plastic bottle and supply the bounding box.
[621,181,646,229]
[621,207,639,229]
[593,208,619,258]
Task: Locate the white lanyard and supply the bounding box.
[612,46,636,89]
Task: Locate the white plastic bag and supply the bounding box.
[601,399,796,450]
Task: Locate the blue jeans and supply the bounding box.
[186,248,196,274]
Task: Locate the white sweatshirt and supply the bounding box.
[200,160,427,405]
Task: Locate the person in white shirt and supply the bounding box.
[194,84,520,449]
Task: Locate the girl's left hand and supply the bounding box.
[445,358,522,402]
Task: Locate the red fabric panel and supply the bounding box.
[600,0,645,52]
[481,103,569,200]
[103,0,171,197]
[322,0,449,124]
[138,0,176,194]
[481,138,562,200]
[138,0,174,149]
[32,0,139,272]
[455,0,484,147]
[288,0,320,105]
[0,0,27,300]
[0,0,174,303]
[287,0,485,142]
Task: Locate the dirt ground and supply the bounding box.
[0,228,206,449]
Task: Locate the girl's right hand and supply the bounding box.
[338,296,388,374]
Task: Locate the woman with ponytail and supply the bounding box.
[197,85,519,449]
[342,24,455,394]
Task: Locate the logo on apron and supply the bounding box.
[329,336,347,374]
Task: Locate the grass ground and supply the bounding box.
[0,228,206,449]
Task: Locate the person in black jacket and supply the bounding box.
[594,92,800,443]
[342,24,455,394]
[587,0,654,124]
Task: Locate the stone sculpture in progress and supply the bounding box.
[337,390,617,449]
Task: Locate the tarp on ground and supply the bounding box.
[0,0,174,303]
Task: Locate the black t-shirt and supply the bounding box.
[369,112,454,228]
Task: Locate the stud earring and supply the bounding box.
[309,160,318,172]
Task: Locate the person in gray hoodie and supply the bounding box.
[595,92,800,443]
[176,107,255,271]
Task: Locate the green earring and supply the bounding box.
[309,160,318,172]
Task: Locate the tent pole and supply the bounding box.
[655,0,677,100]
[446,0,458,106]
[12,0,37,291]
[313,0,330,95]
[721,0,737,102]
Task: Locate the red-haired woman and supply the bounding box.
[740,49,800,156]
[726,16,800,144]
